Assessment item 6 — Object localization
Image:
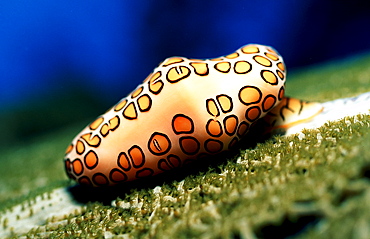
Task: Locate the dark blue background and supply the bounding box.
[1,0,370,143]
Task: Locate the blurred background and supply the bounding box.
[1,0,370,147]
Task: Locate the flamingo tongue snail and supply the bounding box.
[64,44,323,187]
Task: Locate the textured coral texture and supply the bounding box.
[0,52,370,238]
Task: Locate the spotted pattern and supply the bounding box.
[64,44,323,187]
[216,95,233,113]
[147,72,164,94]
[128,145,145,168]
[85,133,101,146]
[237,121,250,137]
[239,86,262,105]
[92,173,108,186]
[179,136,200,155]
[89,117,104,130]
[109,168,128,183]
[206,119,223,137]
[223,115,238,136]
[114,99,128,111]
[245,106,262,122]
[84,150,98,169]
[123,102,137,119]
[100,116,120,137]
[148,132,171,156]
[76,140,85,155]
[167,66,191,83]
[117,152,131,171]
[190,62,209,76]
[214,62,231,73]
[234,61,252,74]
[158,154,181,171]
[137,94,152,112]
[261,70,278,85]
[136,168,154,178]
[131,86,143,98]
[172,114,194,134]
[206,99,220,117]
[204,139,223,154]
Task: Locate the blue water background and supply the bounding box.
[1,0,370,143]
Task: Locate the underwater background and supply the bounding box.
[1,0,370,146]
[1,1,370,237]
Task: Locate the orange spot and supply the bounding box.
[262,95,277,112]
[78,176,91,186]
[225,52,239,59]
[76,140,85,155]
[205,139,223,154]
[128,145,145,168]
[100,116,119,137]
[109,116,120,131]
[123,102,137,120]
[167,154,181,168]
[89,117,104,130]
[65,144,73,155]
[238,86,262,105]
[245,106,261,122]
[148,71,164,94]
[190,62,209,76]
[228,137,238,150]
[64,159,71,172]
[131,86,143,98]
[93,173,108,186]
[237,122,250,137]
[234,61,251,74]
[137,94,152,112]
[216,95,233,113]
[72,159,83,176]
[136,168,154,178]
[265,52,279,61]
[118,152,131,171]
[206,99,220,117]
[206,119,223,137]
[277,62,285,71]
[158,159,171,171]
[277,70,284,79]
[166,66,191,83]
[241,45,259,54]
[150,71,161,81]
[114,99,128,111]
[110,169,127,182]
[224,115,238,136]
[81,133,101,147]
[84,150,98,169]
[179,137,200,155]
[148,132,171,155]
[214,61,231,73]
[64,159,75,180]
[172,114,194,134]
[278,87,285,100]
[209,57,224,61]
[100,123,109,137]
[253,56,272,67]
[162,57,184,66]
[261,70,278,85]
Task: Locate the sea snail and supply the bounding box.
[64,44,323,187]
